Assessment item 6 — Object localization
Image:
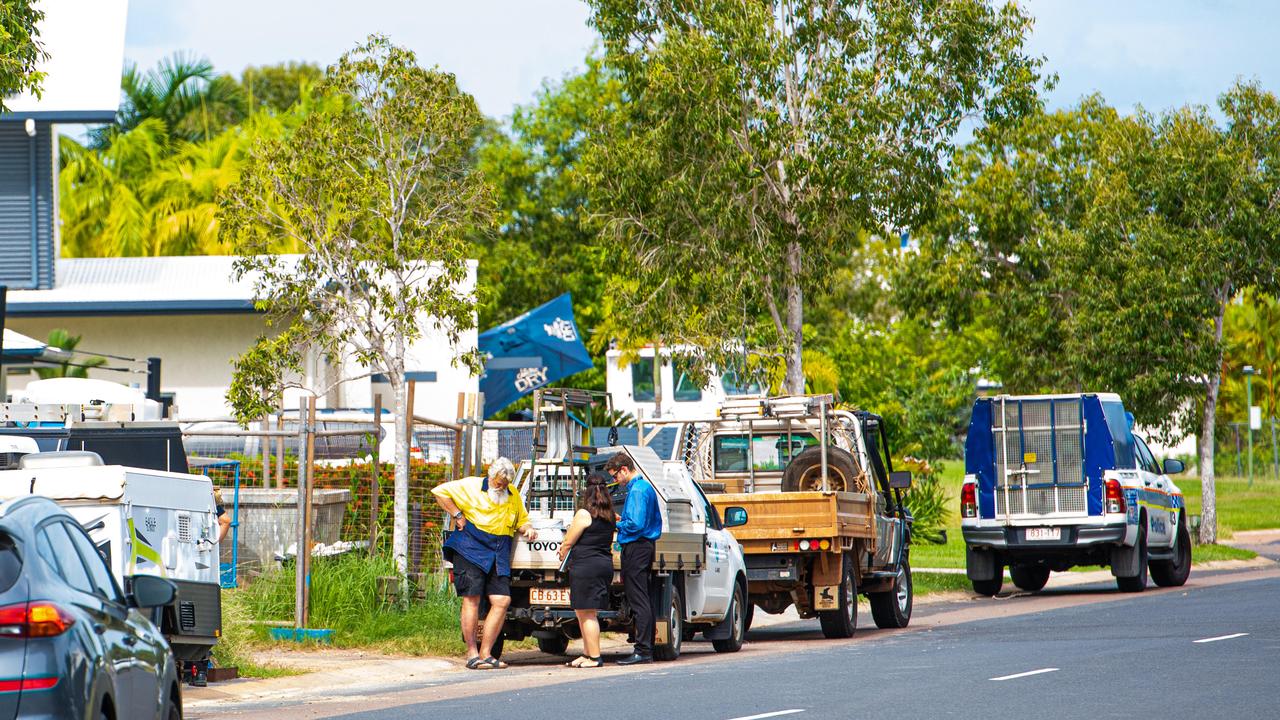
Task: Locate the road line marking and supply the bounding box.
[990,668,1059,681]
[1194,633,1248,644]
[726,710,805,720]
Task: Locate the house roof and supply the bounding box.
[5,256,267,317]
[6,255,478,317]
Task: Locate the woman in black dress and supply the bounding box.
[557,473,616,668]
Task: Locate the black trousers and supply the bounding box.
[621,538,659,657]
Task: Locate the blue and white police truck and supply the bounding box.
[960,393,1191,594]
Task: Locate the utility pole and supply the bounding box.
[1245,365,1255,488]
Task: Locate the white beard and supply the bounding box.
[488,487,509,505]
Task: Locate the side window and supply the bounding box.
[693,484,721,530]
[672,357,703,403]
[61,522,123,604]
[631,357,655,402]
[1133,437,1157,474]
[38,524,95,596]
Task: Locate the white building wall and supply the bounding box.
[5,313,267,419]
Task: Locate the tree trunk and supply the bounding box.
[783,241,804,394]
[391,375,410,577]
[1198,377,1219,545]
[1198,291,1230,545]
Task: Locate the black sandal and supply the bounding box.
[475,656,507,670]
[465,657,483,670]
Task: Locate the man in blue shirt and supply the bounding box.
[607,452,663,665]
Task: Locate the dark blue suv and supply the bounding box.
[0,496,180,719]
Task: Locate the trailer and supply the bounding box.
[0,410,223,665]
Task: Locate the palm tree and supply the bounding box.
[60,119,169,257]
[91,53,246,149]
[34,329,106,379]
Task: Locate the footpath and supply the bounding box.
[185,552,1277,716]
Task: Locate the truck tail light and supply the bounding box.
[1105,479,1125,515]
[960,483,977,518]
[0,602,75,638]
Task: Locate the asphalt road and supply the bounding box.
[326,573,1280,720]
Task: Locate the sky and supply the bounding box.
[120,0,1280,121]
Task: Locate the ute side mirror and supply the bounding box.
[128,575,177,609]
[723,506,749,528]
[1162,458,1185,475]
[888,471,913,490]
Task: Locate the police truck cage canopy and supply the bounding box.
[965,393,1136,521]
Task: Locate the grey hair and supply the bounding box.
[488,457,516,483]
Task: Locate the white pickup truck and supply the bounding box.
[497,390,749,660]
[960,393,1192,594]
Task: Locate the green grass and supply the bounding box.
[1180,476,1280,537]
[234,553,481,656]
[910,529,967,570]
[911,571,972,595]
[213,590,303,678]
[1189,542,1258,562]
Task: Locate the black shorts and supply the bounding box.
[450,553,511,598]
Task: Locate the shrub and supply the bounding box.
[899,456,950,545]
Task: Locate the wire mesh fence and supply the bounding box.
[1216,420,1280,480]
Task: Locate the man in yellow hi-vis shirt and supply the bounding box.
[432,458,537,670]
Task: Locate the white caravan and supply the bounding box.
[606,346,763,421]
[0,452,222,663]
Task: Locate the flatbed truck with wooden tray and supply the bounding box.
[644,395,915,637]
[498,389,749,661]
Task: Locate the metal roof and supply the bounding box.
[5,256,275,316]
[1,329,45,358]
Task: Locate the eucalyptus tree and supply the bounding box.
[221,36,494,576]
[905,83,1280,544]
[582,0,1044,392]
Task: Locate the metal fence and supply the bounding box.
[1217,420,1280,480]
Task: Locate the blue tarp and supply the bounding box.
[478,293,593,418]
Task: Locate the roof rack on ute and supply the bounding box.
[716,394,836,421]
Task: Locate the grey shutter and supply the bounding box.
[0,121,54,289]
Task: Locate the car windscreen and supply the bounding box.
[0,535,19,594]
[714,433,817,473]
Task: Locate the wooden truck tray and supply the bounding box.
[710,491,875,552]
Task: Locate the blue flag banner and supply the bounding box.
[478,293,593,418]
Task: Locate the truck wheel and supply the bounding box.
[870,560,913,629]
[1151,514,1192,587]
[536,635,569,655]
[971,573,1003,597]
[1010,564,1051,592]
[818,556,857,639]
[653,590,684,661]
[712,582,747,653]
[1116,521,1150,593]
[783,446,861,493]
